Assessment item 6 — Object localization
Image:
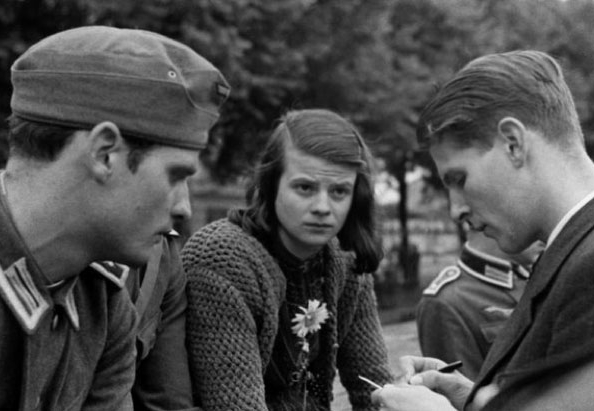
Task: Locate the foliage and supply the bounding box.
[2,0,594,178]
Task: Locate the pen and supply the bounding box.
[358,361,463,390]
[437,360,463,373]
[358,375,382,389]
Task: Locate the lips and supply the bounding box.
[304,222,333,229]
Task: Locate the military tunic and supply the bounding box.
[416,242,529,379]
[0,187,137,410]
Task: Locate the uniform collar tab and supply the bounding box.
[0,257,50,334]
[460,243,527,289]
[90,261,130,288]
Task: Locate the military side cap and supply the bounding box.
[11,25,230,150]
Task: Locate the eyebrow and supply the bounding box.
[331,181,355,188]
[289,176,316,183]
[289,176,355,186]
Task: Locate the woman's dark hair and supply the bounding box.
[229,108,383,273]
[7,114,156,172]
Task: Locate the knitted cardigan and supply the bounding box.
[181,218,393,411]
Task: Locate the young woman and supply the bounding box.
[182,109,393,410]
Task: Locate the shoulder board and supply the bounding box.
[423,266,461,296]
[90,261,130,289]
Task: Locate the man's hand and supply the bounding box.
[395,355,447,382]
[371,384,457,411]
[393,355,474,410]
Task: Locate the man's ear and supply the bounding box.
[87,121,126,182]
[497,117,528,167]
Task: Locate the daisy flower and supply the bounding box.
[291,299,329,338]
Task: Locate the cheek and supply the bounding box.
[132,183,172,216]
[482,186,510,215]
[465,182,494,210]
[275,192,293,224]
[275,191,307,228]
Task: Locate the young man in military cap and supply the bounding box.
[0,26,229,410]
[371,50,594,411]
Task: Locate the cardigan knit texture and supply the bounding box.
[182,218,393,411]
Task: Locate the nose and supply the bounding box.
[448,190,470,224]
[311,191,331,216]
[172,182,192,221]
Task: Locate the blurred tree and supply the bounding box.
[0,0,91,166]
[178,0,313,182]
[2,0,594,176]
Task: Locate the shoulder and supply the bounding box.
[181,219,283,293]
[183,219,260,254]
[422,265,462,297]
[182,219,273,269]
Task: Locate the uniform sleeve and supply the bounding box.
[185,264,269,411]
[336,274,394,411]
[82,287,137,411]
[133,240,200,411]
[416,296,484,380]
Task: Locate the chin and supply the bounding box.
[305,236,332,249]
[116,249,153,268]
[498,241,525,255]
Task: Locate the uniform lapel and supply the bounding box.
[471,198,594,399]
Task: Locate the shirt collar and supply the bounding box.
[48,274,80,330]
[546,190,594,249]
